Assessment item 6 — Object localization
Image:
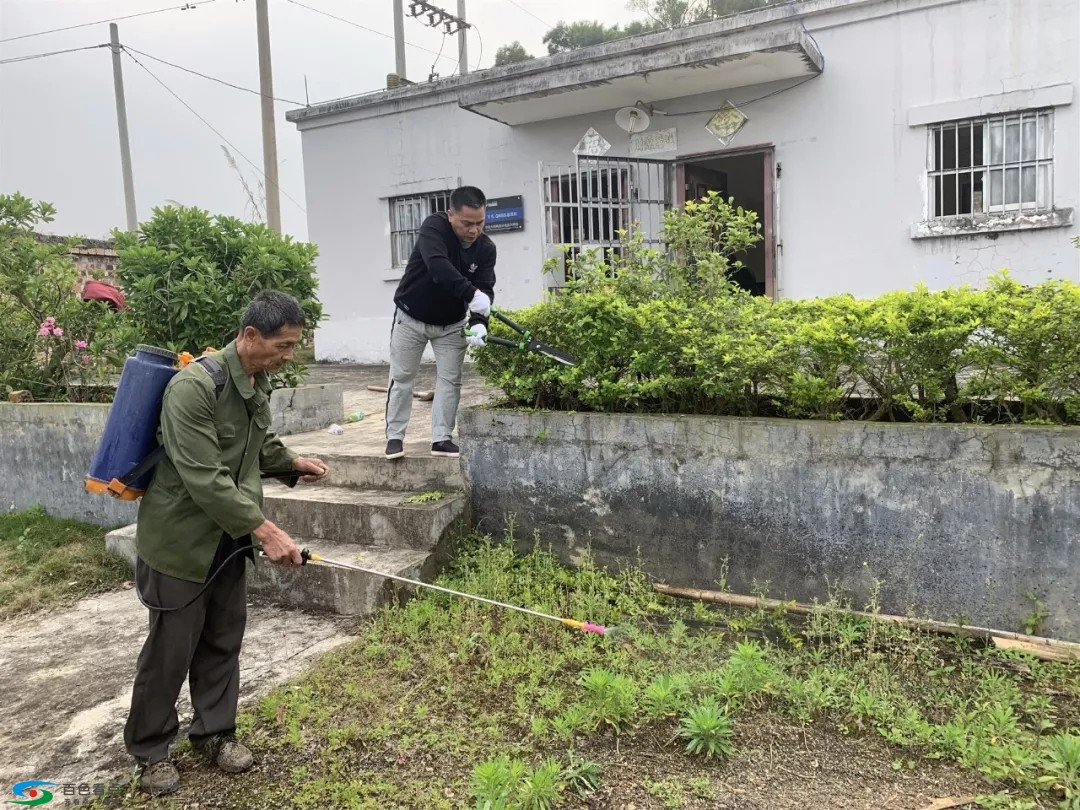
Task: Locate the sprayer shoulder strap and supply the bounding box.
[118,356,229,487]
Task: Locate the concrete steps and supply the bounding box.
[261,482,465,551]
[105,522,447,617]
[105,447,468,616]
[307,451,464,493]
[248,543,436,615]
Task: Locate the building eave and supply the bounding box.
[284,0,964,128]
[460,26,822,126]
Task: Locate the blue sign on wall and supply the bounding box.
[485,195,524,234]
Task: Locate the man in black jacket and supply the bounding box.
[385,185,496,459]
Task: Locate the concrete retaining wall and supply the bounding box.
[459,409,1080,641]
[269,383,344,437]
[0,404,137,527]
[0,385,344,526]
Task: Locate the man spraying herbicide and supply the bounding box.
[124,291,329,796]
[384,185,496,460]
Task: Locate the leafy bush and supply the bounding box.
[473,196,1080,424]
[0,194,129,402]
[112,205,324,387]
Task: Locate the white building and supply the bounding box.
[287,0,1079,363]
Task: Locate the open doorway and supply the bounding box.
[676,148,775,298]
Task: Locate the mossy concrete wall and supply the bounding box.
[0,385,343,526]
[459,409,1080,641]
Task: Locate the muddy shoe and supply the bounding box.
[138,760,180,795]
[201,734,254,773]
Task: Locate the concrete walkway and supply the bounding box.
[0,588,354,789]
[300,363,500,458]
[0,363,499,789]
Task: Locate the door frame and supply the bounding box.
[674,143,777,300]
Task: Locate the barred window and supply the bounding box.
[928,109,1053,218]
[389,190,452,267]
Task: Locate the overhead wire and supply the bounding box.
[122,49,306,213]
[122,45,307,106]
[472,25,483,71]
[0,1,219,45]
[0,44,110,65]
[284,0,458,65]
[429,31,449,80]
[505,0,553,30]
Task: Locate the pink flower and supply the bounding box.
[74,340,88,350]
[45,316,55,325]
[53,327,64,337]
[81,354,92,365]
[38,326,51,336]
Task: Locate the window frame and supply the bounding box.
[388,190,453,268]
[926,108,1054,220]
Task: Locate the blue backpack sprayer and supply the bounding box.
[85,343,612,635]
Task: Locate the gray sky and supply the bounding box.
[0,0,629,241]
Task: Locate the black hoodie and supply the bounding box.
[393,212,497,328]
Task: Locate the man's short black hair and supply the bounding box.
[450,186,486,211]
[241,290,306,336]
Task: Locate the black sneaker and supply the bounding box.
[385,439,405,460]
[431,440,460,458]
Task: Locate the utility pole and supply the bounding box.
[456,0,468,75]
[393,0,407,80]
[109,24,137,232]
[255,0,281,233]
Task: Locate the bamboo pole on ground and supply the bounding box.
[652,584,1080,664]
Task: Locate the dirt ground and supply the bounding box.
[0,586,355,789]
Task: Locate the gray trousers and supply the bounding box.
[124,557,247,764]
[385,307,467,444]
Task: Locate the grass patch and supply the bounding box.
[0,505,130,619]
[110,530,1080,810]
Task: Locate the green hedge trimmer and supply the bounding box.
[466,308,576,366]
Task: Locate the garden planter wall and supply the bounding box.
[0,384,343,526]
[459,408,1080,642]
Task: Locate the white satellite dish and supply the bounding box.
[615,105,651,134]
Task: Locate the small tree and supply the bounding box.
[494,41,535,65]
[113,205,324,387]
[543,20,625,53]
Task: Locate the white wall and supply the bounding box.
[296,0,1079,363]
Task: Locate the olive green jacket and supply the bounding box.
[135,340,297,583]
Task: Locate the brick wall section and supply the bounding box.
[36,234,120,285]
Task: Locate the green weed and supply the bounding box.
[677,696,735,759]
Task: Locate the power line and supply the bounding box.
[0,1,219,45]
[429,31,449,80]
[123,49,306,213]
[122,45,306,106]
[0,44,110,66]
[285,0,457,64]
[505,0,552,30]
[473,25,483,71]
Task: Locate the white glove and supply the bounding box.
[466,324,487,348]
[468,290,491,317]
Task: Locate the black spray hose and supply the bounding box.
[134,545,259,613]
[133,471,302,613]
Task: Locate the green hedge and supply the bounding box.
[473,198,1080,424]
